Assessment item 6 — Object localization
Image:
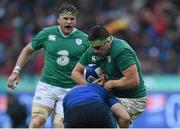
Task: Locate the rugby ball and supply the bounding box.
[84,64,102,83]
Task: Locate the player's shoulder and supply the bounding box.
[74,28,88,37]
[38,26,59,37]
[112,37,133,51]
[42,26,58,32]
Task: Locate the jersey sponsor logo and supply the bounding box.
[107,56,111,63]
[76,38,82,45]
[56,50,69,66]
[48,35,56,41]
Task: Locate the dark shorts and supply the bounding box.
[63,101,117,128]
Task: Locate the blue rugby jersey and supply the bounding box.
[63,83,118,112]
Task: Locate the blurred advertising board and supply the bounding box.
[0,75,180,127]
[1,75,180,92]
[132,93,180,128]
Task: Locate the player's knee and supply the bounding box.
[29,107,49,128]
[53,114,64,128]
[119,115,131,128]
[121,117,131,123]
[122,113,131,122]
[120,108,131,123]
[30,115,46,128]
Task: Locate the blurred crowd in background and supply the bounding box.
[0,0,180,75]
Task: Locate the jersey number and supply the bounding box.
[56,50,69,66]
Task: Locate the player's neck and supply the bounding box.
[58,26,77,37]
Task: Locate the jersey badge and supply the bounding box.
[76,38,82,45]
[92,55,97,63]
[48,35,56,41]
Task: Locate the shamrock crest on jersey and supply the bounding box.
[76,38,82,45]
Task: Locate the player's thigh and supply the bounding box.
[117,96,147,122]
[33,81,57,109]
[54,87,71,116]
[53,87,71,126]
[31,103,53,120]
[30,104,53,128]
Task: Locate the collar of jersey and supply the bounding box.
[58,26,77,38]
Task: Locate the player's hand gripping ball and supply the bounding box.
[84,64,102,83]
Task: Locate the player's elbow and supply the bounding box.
[133,77,140,87]
[71,69,82,82]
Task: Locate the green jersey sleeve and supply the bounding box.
[117,48,136,71]
[79,48,92,66]
[31,28,47,50]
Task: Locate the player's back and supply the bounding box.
[63,83,111,112]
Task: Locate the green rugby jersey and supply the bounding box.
[80,37,146,98]
[31,26,89,88]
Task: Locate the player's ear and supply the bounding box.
[57,17,60,23]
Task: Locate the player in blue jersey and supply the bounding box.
[63,68,130,128]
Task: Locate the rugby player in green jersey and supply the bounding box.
[72,25,147,127]
[7,3,89,128]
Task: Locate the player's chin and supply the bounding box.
[64,28,73,35]
[94,52,105,57]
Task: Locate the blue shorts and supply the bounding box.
[63,101,117,128]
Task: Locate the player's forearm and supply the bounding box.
[106,64,140,89]
[105,76,139,89]
[71,63,87,84]
[14,44,35,71]
[71,70,87,84]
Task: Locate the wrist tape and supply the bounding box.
[13,66,21,74]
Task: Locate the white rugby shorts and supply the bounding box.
[117,96,147,122]
[33,81,71,115]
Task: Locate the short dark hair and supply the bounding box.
[58,3,78,16]
[88,26,110,41]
